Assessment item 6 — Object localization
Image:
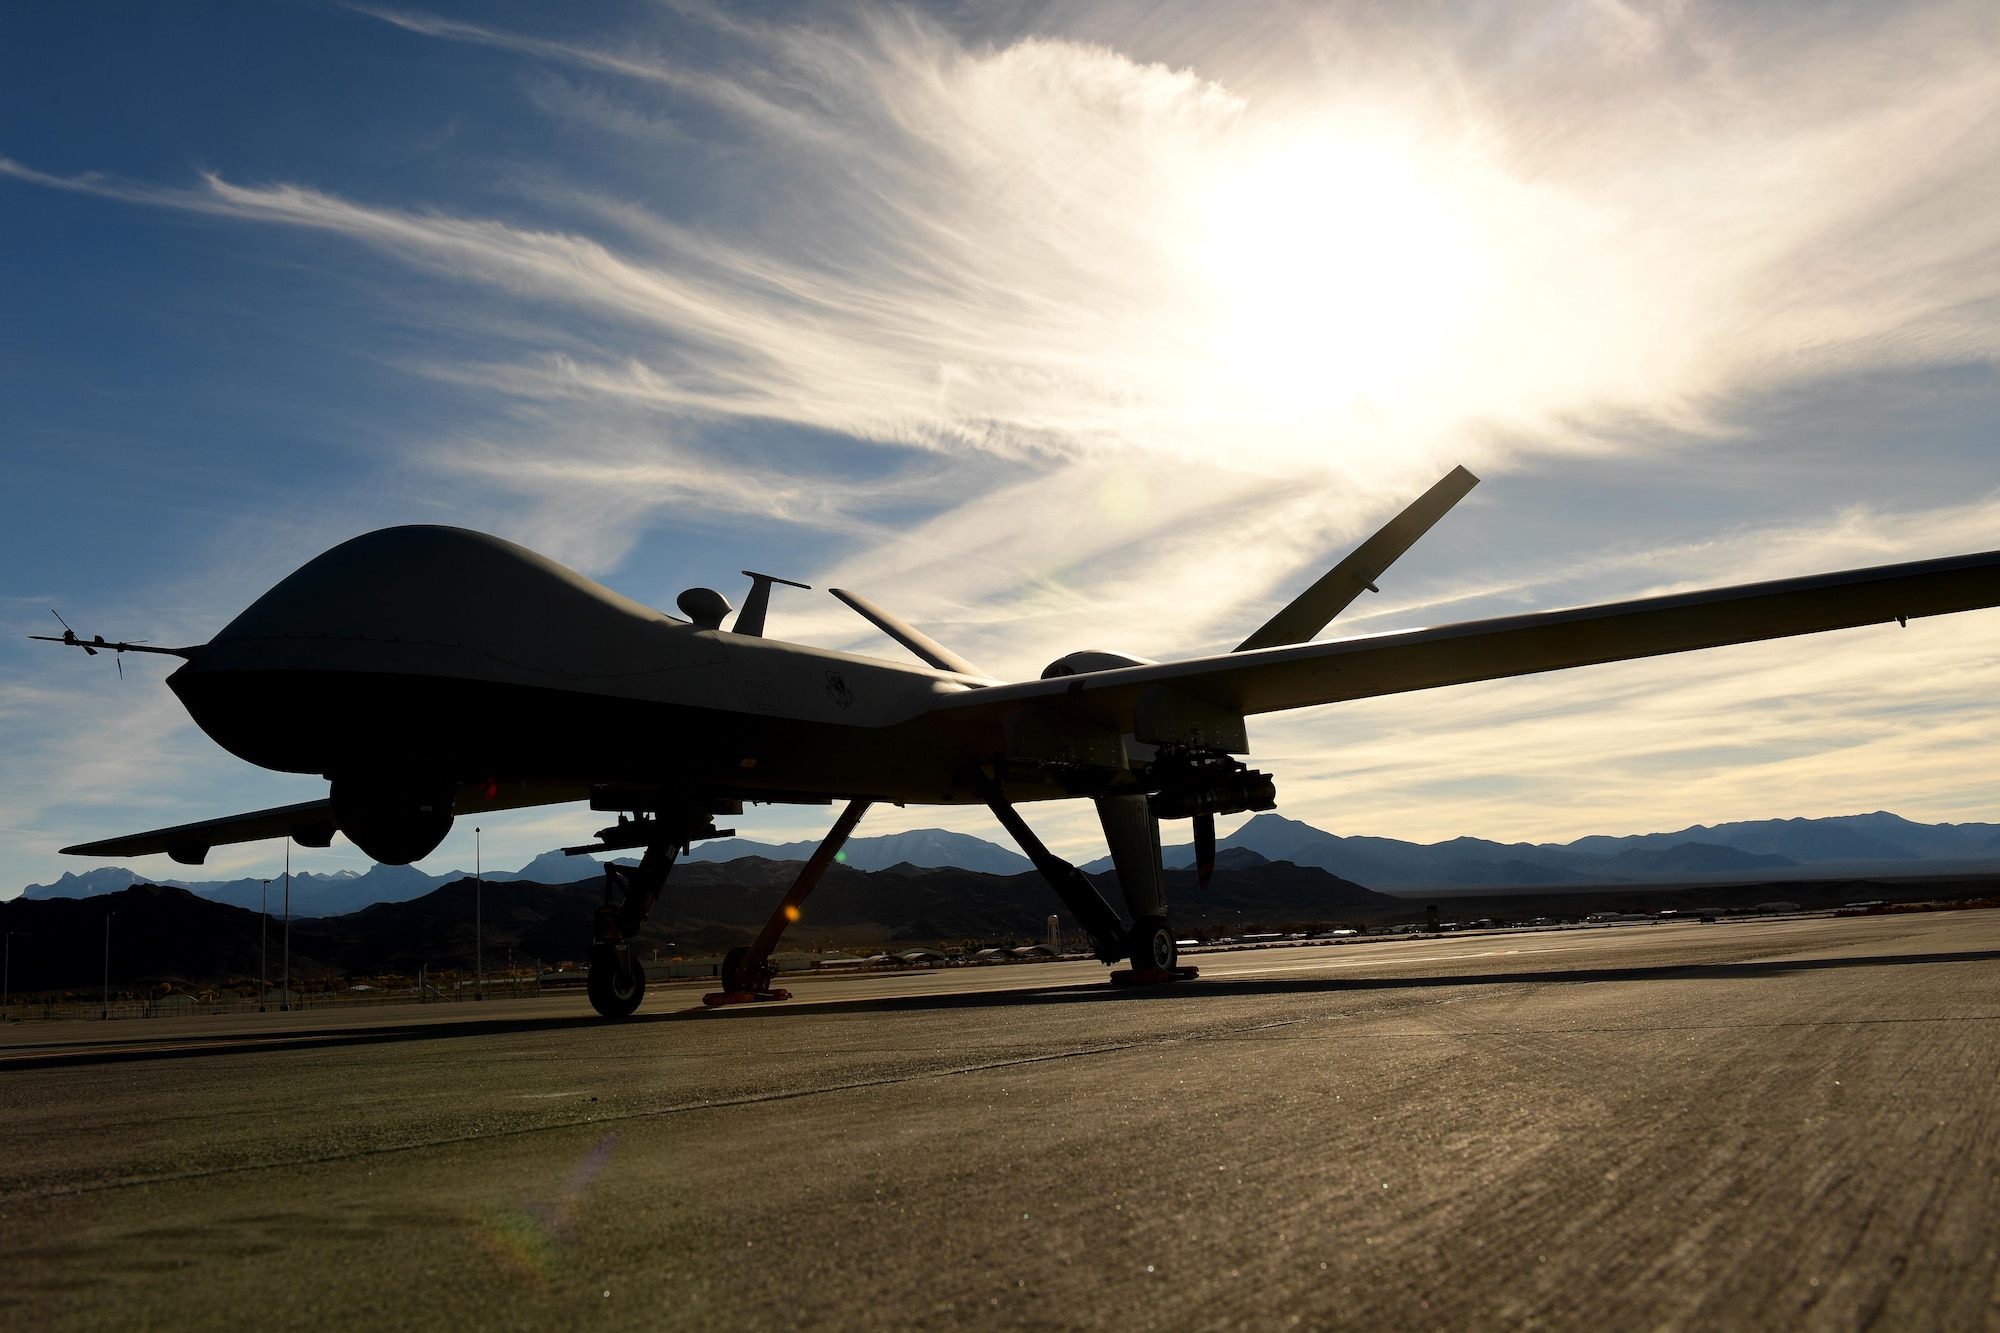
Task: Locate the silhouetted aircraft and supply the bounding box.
[37,467,2000,1014]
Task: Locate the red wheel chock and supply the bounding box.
[1109,965,1199,986]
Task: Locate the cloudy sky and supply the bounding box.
[4,0,1998,892]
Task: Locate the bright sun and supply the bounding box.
[1198,140,1480,410]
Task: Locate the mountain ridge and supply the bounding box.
[20,808,2000,912]
[11,852,1997,996]
[0,858,1399,990]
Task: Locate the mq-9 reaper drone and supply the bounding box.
[41,467,2000,1015]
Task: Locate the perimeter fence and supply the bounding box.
[0,973,571,1022]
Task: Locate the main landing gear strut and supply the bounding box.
[1092,791,1200,986]
[978,773,1199,986]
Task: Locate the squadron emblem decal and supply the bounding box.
[824,670,855,710]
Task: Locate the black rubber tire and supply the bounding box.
[1129,916,1177,971]
[719,945,752,993]
[720,945,780,994]
[586,954,645,1018]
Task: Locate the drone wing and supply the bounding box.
[933,548,2000,735]
[63,800,339,866]
[62,778,588,865]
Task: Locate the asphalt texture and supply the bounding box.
[4,913,1999,1331]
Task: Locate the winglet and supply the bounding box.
[1235,465,1479,652]
[829,588,986,677]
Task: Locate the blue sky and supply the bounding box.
[4,0,1999,893]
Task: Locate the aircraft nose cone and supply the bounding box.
[676,587,732,630]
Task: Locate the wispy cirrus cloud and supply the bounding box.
[16,4,1999,556]
[14,4,2000,500]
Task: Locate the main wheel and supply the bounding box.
[586,954,646,1018]
[719,945,752,994]
[1128,916,1177,972]
[719,945,777,994]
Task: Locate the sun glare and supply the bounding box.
[1198,141,1480,410]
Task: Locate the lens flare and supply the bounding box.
[470,1132,618,1286]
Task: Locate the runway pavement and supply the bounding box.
[3,913,1998,1330]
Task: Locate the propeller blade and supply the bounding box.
[1236,464,1479,651]
[1194,813,1216,890]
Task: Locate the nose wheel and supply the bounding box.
[586,946,646,1018]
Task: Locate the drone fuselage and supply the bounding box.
[161,525,1063,815]
[167,637,1028,808]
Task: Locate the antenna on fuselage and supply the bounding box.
[30,609,192,678]
[734,571,811,637]
[827,588,986,677]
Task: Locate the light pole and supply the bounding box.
[260,878,269,1012]
[101,913,112,1019]
[282,840,291,1012]
[475,826,483,1002]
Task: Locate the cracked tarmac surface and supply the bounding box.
[3,913,1998,1330]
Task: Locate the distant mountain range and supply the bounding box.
[683,827,1032,875]
[16,856,602,919]
[16,828,1033,917]
[0,856,1400,990]
[1171,811,2000,892]
[13,845,1998,994]
[18,809,2000,913]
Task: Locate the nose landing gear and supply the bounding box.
[581,842,674,1019]
[567,806,732,1019]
